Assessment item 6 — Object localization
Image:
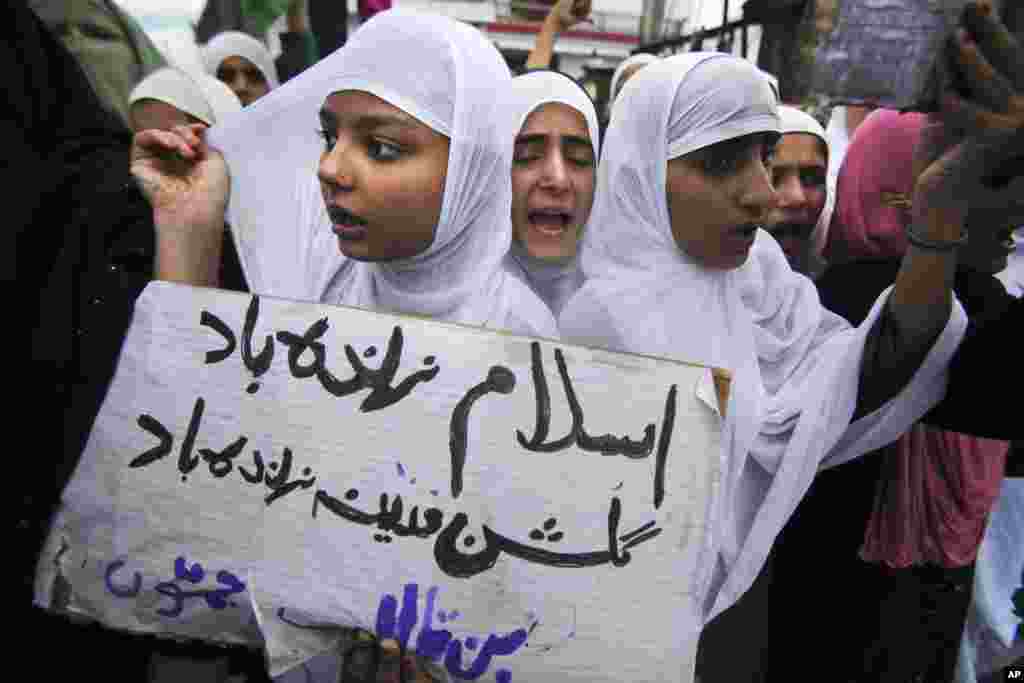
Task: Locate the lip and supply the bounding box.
[527,208,574,238]
[328,205,369,241]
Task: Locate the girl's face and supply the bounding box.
[317,90,450,262]
[511,102,596,261]
[216,55,270,106]
[665,133,780,270]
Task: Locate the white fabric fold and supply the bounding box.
[201,30,281,90]
[608,53,658,115]
[777,104,833,278]
[206,10,557,338]
[558,52,967,622]
[502,70,599,317]
[129,66,242,126]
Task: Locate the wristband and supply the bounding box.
[905,223,968,252]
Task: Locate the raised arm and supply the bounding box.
[130,123,230,287]
[525,0,591,71]
[886,1,1024,356]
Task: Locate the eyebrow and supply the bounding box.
[515,133,593,149]
[318,108,417,131]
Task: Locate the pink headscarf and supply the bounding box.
[825,109,927,264]
[827,108,1009,568]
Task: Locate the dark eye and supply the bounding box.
[367,138,403,162]
[316,128,337,151]
[762,144,777,167]
[513,142,543,165]
[701,152,742,177]
[245,67,266,85]
[800,169,825,188]
[565,146,595,168]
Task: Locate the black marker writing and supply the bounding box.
[517,342,656,458]
[449,366,516,498]
[200,310,236,364]
[241,296,274,393]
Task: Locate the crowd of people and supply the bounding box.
[11,0,1024,680]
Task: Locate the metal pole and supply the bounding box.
[639,0,668,44]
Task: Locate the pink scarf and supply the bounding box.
[829,109,1009,568]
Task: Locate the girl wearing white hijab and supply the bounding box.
[201,30,280,106]
[558,46,1021,627]
[766,104,834,278]
[128,66,242,131]
[504,70,600,316]
[135,9,558,339]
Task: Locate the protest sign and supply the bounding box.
[814,0,1003,110]
[35,281,725,682]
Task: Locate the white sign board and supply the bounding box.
[36,282,724,682]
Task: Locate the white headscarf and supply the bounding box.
[201,30,281,90]
[206,10,558,338]
[777,104,833,278]
[558,52,967,623]
[609,53,658,104]
[129,67,242,126]
[502,70,600,317]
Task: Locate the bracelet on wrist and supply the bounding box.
[905,223,968,252]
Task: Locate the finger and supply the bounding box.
[953,28,1018,114]
[961,0,1024,92]
[375,640,402,683]
[941,89,1010,134]
[912,116,959,181]
[133,129,198,160]
[171,124,203,149]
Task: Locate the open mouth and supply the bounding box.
[528,209,573,235]
[328,206,369,240]
[328,206,367,227]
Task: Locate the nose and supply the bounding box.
[538,150,572,193]
[739,160,779,221]
[775,173,807,209]
[317,135,355,194]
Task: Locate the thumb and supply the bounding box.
[913,116,959,184]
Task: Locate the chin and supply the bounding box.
[523,235,576,262]
[336,238,377,262]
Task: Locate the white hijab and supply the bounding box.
[502,70,600,317]
[129,66,242,126]
[201,30,281,90]
[777,105,833,278]
[206,10,558,338]
[608,52,658,107]
[558,53,967,622]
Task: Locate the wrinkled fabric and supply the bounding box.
[201,30,281,90]
[206,9,558,338]
[502,70,599,317]
[29,0,168,124]
[558,52,966,622]
[825,108,927,265]
[608,53,658,108]
[129,66,242,126]
[860,424,1009,567]
[824,107,1010,568]
[777,104,833,278]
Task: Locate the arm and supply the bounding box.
[131,124,230,287]
[859,2,1024,413]
[525,0,590,70]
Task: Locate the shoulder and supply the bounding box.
[492,272,560,339]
